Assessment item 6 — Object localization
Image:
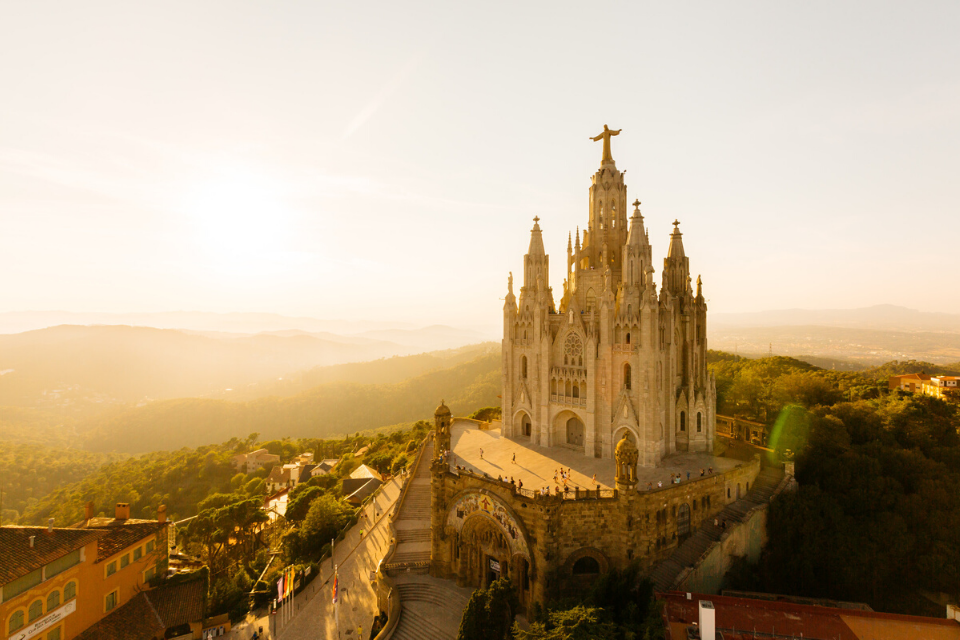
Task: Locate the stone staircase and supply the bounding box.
[391,441,434,566]
[389,576,473,640]
[648,466,786,592]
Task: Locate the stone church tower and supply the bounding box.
[501,127,716,466]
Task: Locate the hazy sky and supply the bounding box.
[2,1,958,334]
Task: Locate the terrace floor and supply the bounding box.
[448,418,741,494]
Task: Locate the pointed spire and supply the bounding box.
[508,272,514,296]
[626,200,646,247]
[574,226,581,250]
[528,216,545,256]
[567,232,572,251]
[667,219,685,259]
[696,275,702,298]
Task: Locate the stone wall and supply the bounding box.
[430,456,761,612]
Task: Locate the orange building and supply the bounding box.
[1,503,170,640]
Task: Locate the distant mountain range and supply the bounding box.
[711,304,960,333]
[0,310,493,349]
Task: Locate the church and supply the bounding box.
[501,125,716,466]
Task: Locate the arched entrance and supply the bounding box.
[677,503,691,539]
[447,491,533,612]
[514,411,532,438]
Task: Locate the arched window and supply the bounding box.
[47,590,60,611]
[626,332,631,344]
[680,411,686,432]
[578,356,583,367]
[8,610,24,633]
[572,556,600,575]
[565,380,572,397]
[551,379,557,395]
[727,488,731,499]
[64,582,76,601]
[572,382,579,399]
[697,412,702,433]
[28,600,42,622]
[521,356,528,380]
[623,364,632,390]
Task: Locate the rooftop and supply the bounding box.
[74,576,206,640]
[449,419,739,492]
[0,527,104,584]
[660,591,960,640]
[75,518,167,562]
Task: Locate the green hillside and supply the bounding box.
[80,352,501,452]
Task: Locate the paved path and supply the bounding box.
[449,420,739,495]
[226,478,402,640]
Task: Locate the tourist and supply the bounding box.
[708,466,713,474]
[714,517,719,527]
[687,471,691,480]
[498,474,503,482]
[512,453,516,463]
[647,482,653,491]
[480,448,484,459]
[700,468,705,477]
[592,473,596,484]
[657,480,663,488]
[510,476,515,486]
[518,479,523,491]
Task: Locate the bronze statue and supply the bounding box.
[590,124,622,164]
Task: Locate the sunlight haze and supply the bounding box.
[2,1,959,331]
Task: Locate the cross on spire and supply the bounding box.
[632,199,641,210]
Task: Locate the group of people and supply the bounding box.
[646,467,715,491]
[495,474,524,493]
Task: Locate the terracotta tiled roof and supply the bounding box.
[660,591,960,640]
[0,527,104,584]
[73,518,167,562]
[74,592,165,640]
[74,577,206,640]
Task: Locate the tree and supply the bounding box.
[286,486,324,523]
[300,494,352,553]
[457,578,519,640]
[512,606,617,640]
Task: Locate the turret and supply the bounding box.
[523,217,549,291]
[622,200,651,288]
[662,220,690,296]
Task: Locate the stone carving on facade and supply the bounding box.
[615,433,638,488]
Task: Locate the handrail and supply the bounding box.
[372,435,431,640]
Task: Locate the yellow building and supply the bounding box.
[1,503,170,640]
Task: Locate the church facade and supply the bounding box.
[501,127,716,466]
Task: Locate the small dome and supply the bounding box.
[434,400,451,417]
[615,433,637,455]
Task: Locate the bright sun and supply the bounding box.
[180,166,300,278]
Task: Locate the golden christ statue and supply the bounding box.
[590,124,621,164]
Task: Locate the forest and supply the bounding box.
[706,352,960,616]
[78,351,499,452]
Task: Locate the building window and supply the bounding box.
[727,488,731,499]
[8,610,24,633]
[571,556,600,575]
[105,590,118,613]
[144,566,156,582]
[106,561,117,576]
[120,553,130,569]
[521,355,528,379]
[624,364,632,390]
[48,627,62,640]
[626,332,631,344]
[697,412,702,433]
[45,549,81,578]
[134,547,142,561]
[29,600,43,622]
[680,411,686,432]
[146,540,155,554]
[47,590,60,611]
[64,582,76,601]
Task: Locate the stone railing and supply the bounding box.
[449,466,619,502]
[372,435,430,640]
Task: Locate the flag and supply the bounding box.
[277,573,284,600]
[287,566,295,597]
[332,572,339,604]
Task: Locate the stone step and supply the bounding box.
[392,607,454,640]
[392,550,431,564]
[398,529,432,543]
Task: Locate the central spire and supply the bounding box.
[589,124,622,165]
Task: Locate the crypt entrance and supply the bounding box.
[446,490,534,613]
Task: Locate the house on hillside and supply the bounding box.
[265,466,294,494]
[888,373,932,392]
[923,376,960,401]
[231,448,281,473]
[309,459,340,478]
[342,464,383,506]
